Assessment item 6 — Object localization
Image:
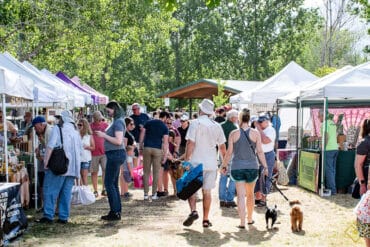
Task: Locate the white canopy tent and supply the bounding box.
[299,62,370,101]
[22,62,90,108]
[0,65,34,182]
[0,52,66,105]
[290,61,370,196]
[230,61,318,104]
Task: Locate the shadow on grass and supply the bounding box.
[22,195,181,242]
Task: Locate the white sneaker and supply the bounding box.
[144,194,149,200]
[151,193,159,200]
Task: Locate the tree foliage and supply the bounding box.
[0,0,366,111]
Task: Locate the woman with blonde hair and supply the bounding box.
[77,118,95,186]
[221,109,268,228]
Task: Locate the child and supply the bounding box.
[120,145,134,199]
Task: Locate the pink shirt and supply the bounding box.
[90,121,109,156]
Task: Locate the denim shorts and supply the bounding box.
[81,161,91,170]
[231,169,258,183]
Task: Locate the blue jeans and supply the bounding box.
[43,170,75,221]
[218,173,236,202]
[325,150,338,195]
[105,149,126,214]
[254,151,275,195]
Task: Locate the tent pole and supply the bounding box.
[319,97,328,196]
[2,94,9,182]
[32,100,38,210]
[189,98,193,118]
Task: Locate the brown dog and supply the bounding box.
[289,200,303,232]
[169,160,184,180]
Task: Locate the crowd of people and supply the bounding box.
[17,98,368,246]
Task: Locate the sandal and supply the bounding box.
[94,191,98,198]
[183,211,199,227]
[237,225,245,229]
[202,220,212,228]
[248,220,255,225]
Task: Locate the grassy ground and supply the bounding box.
[9,180,365,247]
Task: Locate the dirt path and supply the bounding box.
[17,183,364,247]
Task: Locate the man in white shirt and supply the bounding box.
[254,115,276,207]
[182,99,226,228]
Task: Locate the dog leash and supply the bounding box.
[265,175,290,202]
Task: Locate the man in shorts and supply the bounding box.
[183,99,226,228]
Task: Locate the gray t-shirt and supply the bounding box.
[104,118,126,151]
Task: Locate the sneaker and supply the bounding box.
[151,193,159,200]
[144,194,149,200]
[183,211,199,227]
[101,212,121,221]
[157,191,166,197]
[220,201,226,207]
[57,219,68,224]
[124,192,133,198]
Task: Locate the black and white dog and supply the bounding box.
[265,205,278,229]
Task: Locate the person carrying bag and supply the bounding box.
[48,125,69,175]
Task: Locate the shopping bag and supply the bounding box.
[71,185,96,205]
[133,165,153,189]
[277,161,289,186]
[176,163,203,200]
[354,190,370,223]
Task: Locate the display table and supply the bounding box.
[298,149,356,193]
[0,183,27,246]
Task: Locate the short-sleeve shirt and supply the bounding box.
[320,119,338,151]
[177,125,189,148]
[186,115,226,171]
[143,119,168,149]
[130,113,150,142]
[104,118,125,151]
[90,121,109,156]
[357,136,370,166]
[262,125,276,153]
[221,120,237,149]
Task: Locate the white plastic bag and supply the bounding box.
[71,185,96,205]
[277,161,289,186]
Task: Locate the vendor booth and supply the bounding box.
[0,65,32,245]
[281,61,370,196]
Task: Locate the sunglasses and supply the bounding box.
[166,122,172,125]
[129,123,135,126]
[78,124,83,127]
[132,108,139,111]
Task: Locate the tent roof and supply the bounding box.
[158,79,260,99]
[231,61,318,104]
[56,72,93,105]
[278,66,354,107]
[300,61,370,101]
[0,66,34,100]
[70,76,109,105]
